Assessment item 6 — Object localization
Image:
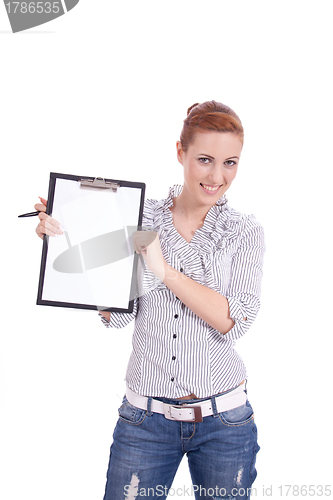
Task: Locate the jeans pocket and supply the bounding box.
[218,400,254,427]
[118,396,147,426]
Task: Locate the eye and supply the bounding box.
[225,160,237,167]
[198,157,211,164]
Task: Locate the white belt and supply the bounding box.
[126,383,247,423]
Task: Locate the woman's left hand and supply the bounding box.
[133,230,167,281]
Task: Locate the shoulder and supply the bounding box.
[143,197,159,215]
[241,213,265,250]
[213,203,265,251]
[142,197,160,226]
[220,203,263,231]
[141,186,177,227]
[230,209,265,254]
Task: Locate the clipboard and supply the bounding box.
[37,172,146,313]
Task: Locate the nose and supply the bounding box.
[208,165,226,185]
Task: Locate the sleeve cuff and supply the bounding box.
[98,298,139,329]
[227,295,248,323]
[98,312,111,328]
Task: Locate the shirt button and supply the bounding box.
[171,377,174,382]
[173,334,177,339]
[172,356,176,360]
[180,268,184,272]
[174,314,178,319]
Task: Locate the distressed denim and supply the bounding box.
[103,389,259,500]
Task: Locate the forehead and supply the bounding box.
[188,131,243,156]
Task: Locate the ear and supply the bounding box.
[176,141,184,165]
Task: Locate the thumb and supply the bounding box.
[38,197,48,207]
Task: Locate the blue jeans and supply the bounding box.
[103,389,259,500]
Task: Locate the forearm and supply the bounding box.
[163,264,235,335]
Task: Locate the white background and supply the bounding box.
[1,1,332,499]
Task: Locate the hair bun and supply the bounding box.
[180,100,244,153]
[187,103,200,115]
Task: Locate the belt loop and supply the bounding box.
[210,395,218,417]
[146,396,153,416]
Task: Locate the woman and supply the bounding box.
[35,101,265,500]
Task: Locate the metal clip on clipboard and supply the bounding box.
[79,177,120,191]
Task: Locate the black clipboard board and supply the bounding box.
[37,172,146,313]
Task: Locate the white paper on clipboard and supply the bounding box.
[38,174,145,311]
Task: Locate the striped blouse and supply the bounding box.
[99,185,265,398]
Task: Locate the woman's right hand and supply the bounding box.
[34,197,63,239]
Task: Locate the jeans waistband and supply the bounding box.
[126,383,247,423]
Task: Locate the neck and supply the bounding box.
[172,189,212,223]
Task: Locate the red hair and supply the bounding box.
[179,100,244,152]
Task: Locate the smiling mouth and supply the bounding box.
[200,183,222,193]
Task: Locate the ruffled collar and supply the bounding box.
[148,185,243,254]
[141,185,247,290]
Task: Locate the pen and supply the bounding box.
[18,211,41,218]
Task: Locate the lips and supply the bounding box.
[200,183,222,194]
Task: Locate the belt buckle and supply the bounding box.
[164,405,203,422]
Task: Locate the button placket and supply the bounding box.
[170,295,181,384]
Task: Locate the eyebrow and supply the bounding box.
[198,154,215,159]
[198,154,239,160]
